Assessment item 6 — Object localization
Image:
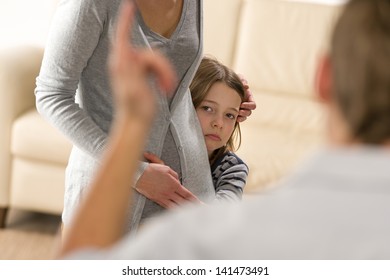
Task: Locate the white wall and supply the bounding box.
[0,0,59,50]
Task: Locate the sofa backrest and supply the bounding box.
[234,0,341,98]
[205,0,342,96]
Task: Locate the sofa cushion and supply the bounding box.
[10,157,65,214]
[11,109,71,165]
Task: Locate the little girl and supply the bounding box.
[190,56,249,201]
[146,56,249,201]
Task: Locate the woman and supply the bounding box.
[35,0,255,232]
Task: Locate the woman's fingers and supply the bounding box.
[144,152,165,164]
[175,185,201,203]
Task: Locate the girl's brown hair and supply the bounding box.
[190,56,245,164]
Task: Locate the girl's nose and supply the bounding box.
[211,115,223,128]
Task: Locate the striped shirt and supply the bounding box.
[211,152,249,202]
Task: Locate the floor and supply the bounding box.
[6,209,60,232]
[0,209,61,259]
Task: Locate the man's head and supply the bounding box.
[317,0,390,145]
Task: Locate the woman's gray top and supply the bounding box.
[35,0,215,230]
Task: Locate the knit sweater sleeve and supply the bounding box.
[35,0,114,159]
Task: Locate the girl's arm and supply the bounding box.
[58,0,176,257]
[213,153,249,202]
[144,152,249,203]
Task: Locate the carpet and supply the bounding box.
[0,210,61,260]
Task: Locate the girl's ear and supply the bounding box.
[315,54,333,104]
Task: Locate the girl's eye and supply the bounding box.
[226,113,237,120]
[201,106,212,112]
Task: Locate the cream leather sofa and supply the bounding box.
[0,46,72,228]
[204,0,341,190]
[0,0,342,227]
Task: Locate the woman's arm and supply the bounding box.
[143,152,201,208]
[143,151,249,203]
[35,0,111,158]
[58,0,176,257]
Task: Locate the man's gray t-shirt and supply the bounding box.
[67,147,390,259]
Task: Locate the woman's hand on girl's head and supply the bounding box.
[109,0,176,122]
[237,75,257,122]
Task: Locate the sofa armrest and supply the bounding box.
[0,46,43,207]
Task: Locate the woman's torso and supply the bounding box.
[37,0,215,227]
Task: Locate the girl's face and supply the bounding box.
[196,81,242,157]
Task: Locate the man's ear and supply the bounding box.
[315,54,333,103]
